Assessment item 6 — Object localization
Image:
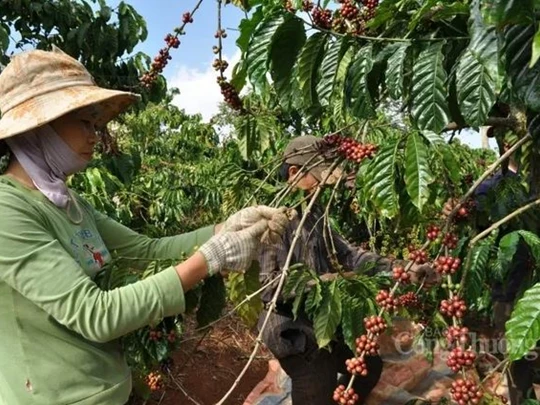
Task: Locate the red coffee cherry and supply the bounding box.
[333,384,360,404]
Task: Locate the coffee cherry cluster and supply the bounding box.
[355,334,379,356]
[140,47,172,87]
[447,347,476,372]
[165,33,180,49]
[167,330,177,343]
[312,7,333,29]
[212,58,229,73]
[302,0,314,11]
[333,385,359,405]
[345,356,368,376]
[392,265,410,284]
[408,247,428,264]
[182,12,194,23]
[340,0,359,19]
[332,12,347,33]
[435,256,461,275]
[218,78,243,111]
[146,372,164,391]
[149,330,163,342]
[426,225,440,241]
[444,326,470,346]
[362,0,378,19]
[440,296,467,318]
[141,9,197,87]
[450,378,483,405]
[443,232,459,249]
[376,290,398,311]
[214,28,228,38]
[364,315,387,335]
[338,139,377,163]
[284,0,295,12]
[322,134,377,163]
[398,291,420,308]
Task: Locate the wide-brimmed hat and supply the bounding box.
[0,45,140,140]
[283,135,343,184]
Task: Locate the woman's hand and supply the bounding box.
[222,206,290,231]
[199,220,269,276]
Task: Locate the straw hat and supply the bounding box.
[0,45,140,140]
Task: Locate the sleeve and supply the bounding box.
[0,194,187,343]
[332,231,394,275]
[91,207,214,261]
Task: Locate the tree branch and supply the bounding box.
[469,197,540,246]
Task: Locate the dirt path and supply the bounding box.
[134,316,271,405]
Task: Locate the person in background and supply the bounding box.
[442,138,537,403]
[257,135,438,405]
[0,46,292,405]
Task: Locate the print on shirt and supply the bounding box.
[69,228,111,277]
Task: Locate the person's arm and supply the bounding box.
[90,204,216,261]
[332,231,394,275]
[0,194,206,343]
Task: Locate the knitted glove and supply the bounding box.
[222,206,296,245]
[199,220,268,276]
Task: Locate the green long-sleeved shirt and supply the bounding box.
[0,175,214,405]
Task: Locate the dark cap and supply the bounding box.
[282,135,343,184]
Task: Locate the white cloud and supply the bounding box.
[169,51,241,122]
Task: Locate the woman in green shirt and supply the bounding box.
[0,46,289,405]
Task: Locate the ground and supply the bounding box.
[133,315,271,405]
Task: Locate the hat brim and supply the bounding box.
[0,84,140,140]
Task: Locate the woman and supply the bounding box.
[0,46,289,405]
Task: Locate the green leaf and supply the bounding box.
[404,133,433,212]
[313,280,342,348]
[498,231,521,269]
[246,13,285,92]
[226,263,263,328]
[270,17,306,108]
[483,0,534,27]
[531,26,540,67]
[345,44,375,119]
[441,147,461,184]
[504,24,540,112]
[0,25,9,53]
[283,267,312,299]
[457,48,498,126]
[411,42,451,132]
[518,230,540,262]
[341,296,365,353]
[305,280,323,315]
[464,238,492,303]
[421,131,446,146]
[317,38,350,106]
[385,43,410,100]
[363,141,400,217]
[506,282,540,361]
[196,276,226,328]
[457,4,500,126]
[297,32,328,109]
[237,8,264,53]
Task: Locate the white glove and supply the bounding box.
[222,205,295,244]
[199,220,268,276]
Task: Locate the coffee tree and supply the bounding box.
[0,0,167,102]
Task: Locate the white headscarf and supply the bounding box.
[5,124,88,208]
